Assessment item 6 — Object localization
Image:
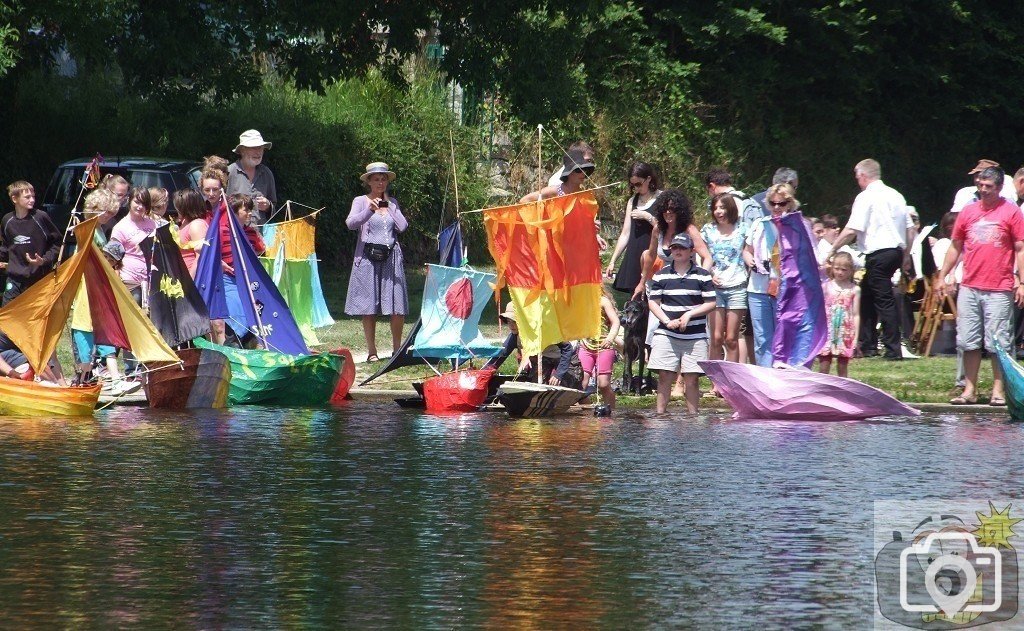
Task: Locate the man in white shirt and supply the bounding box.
[950,159,1018,213]
[829,159,914,360]
[1014,167,1024,210]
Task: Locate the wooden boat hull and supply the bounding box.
[996,348,1024,421]
[422,369,494,413]
[497,382,586,418]
[144,347,231,409]
[699,360,921,421]
[0,380,101,417]
[194,338,343,406]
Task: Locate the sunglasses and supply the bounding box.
[768,200,790,208]
[629,178,647,189]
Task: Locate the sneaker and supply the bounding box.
[108,379,142,396]
[594,405,612,417]
[901,344,919,360]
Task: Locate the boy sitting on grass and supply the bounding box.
[647,233,716,413]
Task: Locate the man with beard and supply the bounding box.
[227,129,277,223]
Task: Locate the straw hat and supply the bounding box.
[499,304,518,323]
[360,162,397,183]
[233,129,272,153]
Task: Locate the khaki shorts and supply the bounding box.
[648,333,708,374]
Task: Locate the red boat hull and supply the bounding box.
[423,369,495,413]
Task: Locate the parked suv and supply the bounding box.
[42,157,202,232]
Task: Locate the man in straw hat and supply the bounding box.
[227,129,277,222]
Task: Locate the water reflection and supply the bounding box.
[0,406,1023,626]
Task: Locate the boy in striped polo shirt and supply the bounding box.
[648,233,717,413]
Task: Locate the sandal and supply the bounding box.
[949,395,978,405]
[366,354,380,363]
[989,397,1006,407]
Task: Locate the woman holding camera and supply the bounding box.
[345,162,409,362]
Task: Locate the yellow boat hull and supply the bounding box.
[0,380,101,417]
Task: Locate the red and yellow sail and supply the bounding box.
[483,189,602,356]
[0,217,177,373]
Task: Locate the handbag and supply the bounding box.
[364,242,392,263]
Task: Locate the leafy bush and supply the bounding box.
[0,68,491,265]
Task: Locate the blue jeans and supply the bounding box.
[748,292,777,367]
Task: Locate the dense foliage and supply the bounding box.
[1,0,1021,233]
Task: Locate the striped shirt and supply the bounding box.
[649,261,715,340]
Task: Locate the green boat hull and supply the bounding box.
[996,347,1024,421]
[194,338,344,406]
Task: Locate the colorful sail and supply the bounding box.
[413,264,503,360]
[483,190,602,356]
[260,216,335,346]
[771,211,827,367]
[148,224,211,347]
[195,205,309,356]
[83,241,179,364]
[0,218,101,372]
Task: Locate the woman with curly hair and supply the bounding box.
[632,188,711,299]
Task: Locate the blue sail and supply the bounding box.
[413,264,502,360]
[439,221,464,268]
[194,205,309,355]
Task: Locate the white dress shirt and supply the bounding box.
[846,180,912,254]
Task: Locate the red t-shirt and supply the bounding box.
[952,198,1024,291]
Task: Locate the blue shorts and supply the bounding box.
[715,284,748,310]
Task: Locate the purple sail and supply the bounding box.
[699,360,921,421]
[772,211,827,367]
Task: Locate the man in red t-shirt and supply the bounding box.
[936,166,1024,405]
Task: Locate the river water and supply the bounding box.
[0,404,1020,628]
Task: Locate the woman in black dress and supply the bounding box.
[606,162,661,295]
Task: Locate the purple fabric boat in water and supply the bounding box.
[699,360,921,421]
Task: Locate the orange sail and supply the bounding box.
[483,189,602,356]
[0,218,100,372]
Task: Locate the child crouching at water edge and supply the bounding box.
[818,251,860,378]
[579,287,621,415]
[647,233,716,413]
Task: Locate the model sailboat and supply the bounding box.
[144,223,232,409]
[193,204,344,406]
[0,217,179,416]
[482,188,604,417]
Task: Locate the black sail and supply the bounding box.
[148,223,211,347]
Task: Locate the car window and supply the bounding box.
[187,168,202,191]
[43,168,77,205]
[129,170,176,191]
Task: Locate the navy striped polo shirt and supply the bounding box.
[649,261,716,340]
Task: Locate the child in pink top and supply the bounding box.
[110,187,157,293]
[818,251,860,378]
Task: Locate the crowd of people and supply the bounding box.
[2,126,1024,414]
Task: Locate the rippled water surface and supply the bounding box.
[0,404,1021,627]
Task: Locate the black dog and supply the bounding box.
[619,299,650,394]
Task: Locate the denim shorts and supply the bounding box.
[715,284,748,310]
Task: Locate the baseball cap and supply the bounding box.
[669,233,694,249]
